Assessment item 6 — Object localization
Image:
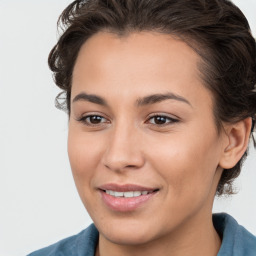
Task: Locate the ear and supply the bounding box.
[219,117,252,169]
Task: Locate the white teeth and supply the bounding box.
[105,190,150,197]
[133,191,142,197]
[124,191,134,198]
[114,191,124,197]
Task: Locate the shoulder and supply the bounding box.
[213,213,256,256]
[27,224,99,256]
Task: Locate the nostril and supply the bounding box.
[126,165,138,168]
[102,148,145,172]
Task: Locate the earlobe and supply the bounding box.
[219,117,252,169]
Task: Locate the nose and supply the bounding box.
[101,123,145,172]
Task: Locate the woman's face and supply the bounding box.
[68,31,225,245]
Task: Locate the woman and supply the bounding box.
[29,0,256,255]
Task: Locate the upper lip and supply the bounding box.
[99,183,158,192]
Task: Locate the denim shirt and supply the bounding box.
[213,213,256,255]
[28,213,256,256]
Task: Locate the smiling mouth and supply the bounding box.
[102,189,158,198]
[100,188,159,212]
[98,184,159,211]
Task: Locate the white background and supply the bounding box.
[0,1,255,255]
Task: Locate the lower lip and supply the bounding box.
[100,190,157,212]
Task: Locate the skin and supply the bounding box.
[68,31,251,256]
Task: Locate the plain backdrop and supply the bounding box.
[0,1,255,255]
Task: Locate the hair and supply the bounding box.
[48,0,256,196]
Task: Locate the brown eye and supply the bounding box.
[148,115,178,125]
[78,115,108,126]
[153,116,168,125]
[87,115,104,124]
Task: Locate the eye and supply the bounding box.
[147,114,178,126]
[78,114,109,126]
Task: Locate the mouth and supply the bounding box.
[102,189,158,198]
[98,184,159,212]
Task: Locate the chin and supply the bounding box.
[102,227,155,246]
[95,217,159,245]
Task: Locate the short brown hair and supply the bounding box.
[48,0,256,195]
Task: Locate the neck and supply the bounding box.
[95,212,221,256]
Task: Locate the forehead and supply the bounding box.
[73,31,200,80]
[72,31,212,107]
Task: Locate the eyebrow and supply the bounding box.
[72,92,191,107]
[136,92,192,107]
[72,92,108,106]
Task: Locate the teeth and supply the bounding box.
[133,191,142,197]
[105,190,150,197]
[124,191,134,198]
[114,191,124,197]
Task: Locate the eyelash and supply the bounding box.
[146,114,179,126]
[77,114,179,127]
[77,115,109,127]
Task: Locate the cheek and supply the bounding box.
[67,128,106,214]
[148,127,220,200]
[67,127,104,186]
